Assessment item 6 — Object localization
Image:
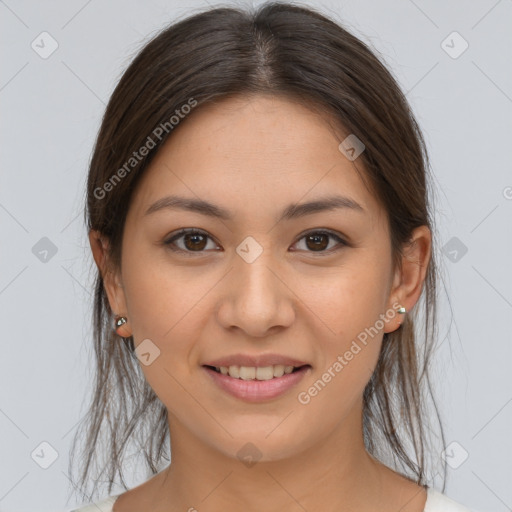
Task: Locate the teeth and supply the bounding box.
[273,365,285,378]
[214,364,301,380]
[239,366,255,380]
[256,366,273,380]
[228,365,240,378]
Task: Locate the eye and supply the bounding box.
[291,230,347,254]
[163,228,347,256]
[164,228,220,255]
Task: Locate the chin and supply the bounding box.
[203,426,310,465]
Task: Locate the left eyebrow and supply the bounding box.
[143,194,365,221]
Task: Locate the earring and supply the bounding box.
[113,315,135,352]
[397,306,406,326]
[114,315,128,336]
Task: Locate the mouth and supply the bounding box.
[203,364,310,380]
[202,363,312,402]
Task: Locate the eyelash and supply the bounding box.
[163,228,348,257]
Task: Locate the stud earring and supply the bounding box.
[114,315,128,336]
[397,306,406,326]
[113,315,135,353]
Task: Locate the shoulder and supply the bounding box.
[69,494,120,512]
[425,488,474,512]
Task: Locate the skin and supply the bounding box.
[90,94,431,512]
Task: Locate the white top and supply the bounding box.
[69,488,473,511]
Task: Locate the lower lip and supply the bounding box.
[202,365,311,402]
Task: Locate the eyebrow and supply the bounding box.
[144,194,365,222]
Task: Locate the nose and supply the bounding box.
[215,251,296,338]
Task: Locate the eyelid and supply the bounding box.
[164,228,220,256]
[290,229,348,255]
[163,227,348,255]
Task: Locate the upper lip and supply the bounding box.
[203,353,310,368]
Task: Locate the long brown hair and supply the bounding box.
[69,1,447,502]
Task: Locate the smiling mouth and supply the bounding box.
[203,364,309,380]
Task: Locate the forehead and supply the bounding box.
[129,94,383,226]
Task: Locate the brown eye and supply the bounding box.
[292,230,347,254]
[164,228,347,257]
[183,232,207,251]
[164,229,218,254]
[305,233,329,251]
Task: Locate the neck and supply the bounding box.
[151,406,387,512]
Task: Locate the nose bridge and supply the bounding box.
[235,242,281,309]
[217,237,295,335]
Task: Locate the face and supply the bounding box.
[92,94,429,464]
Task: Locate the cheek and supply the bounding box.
[296,293,385,422]
[121,244,212,341]
[292,255,390,342]
[120,248,219,392]
[292,257,389,400]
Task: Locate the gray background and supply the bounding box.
[1,0,511,511]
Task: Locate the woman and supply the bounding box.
[68,2,473,511]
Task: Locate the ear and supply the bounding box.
[88,229,131,337]
[383,225,432,333]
